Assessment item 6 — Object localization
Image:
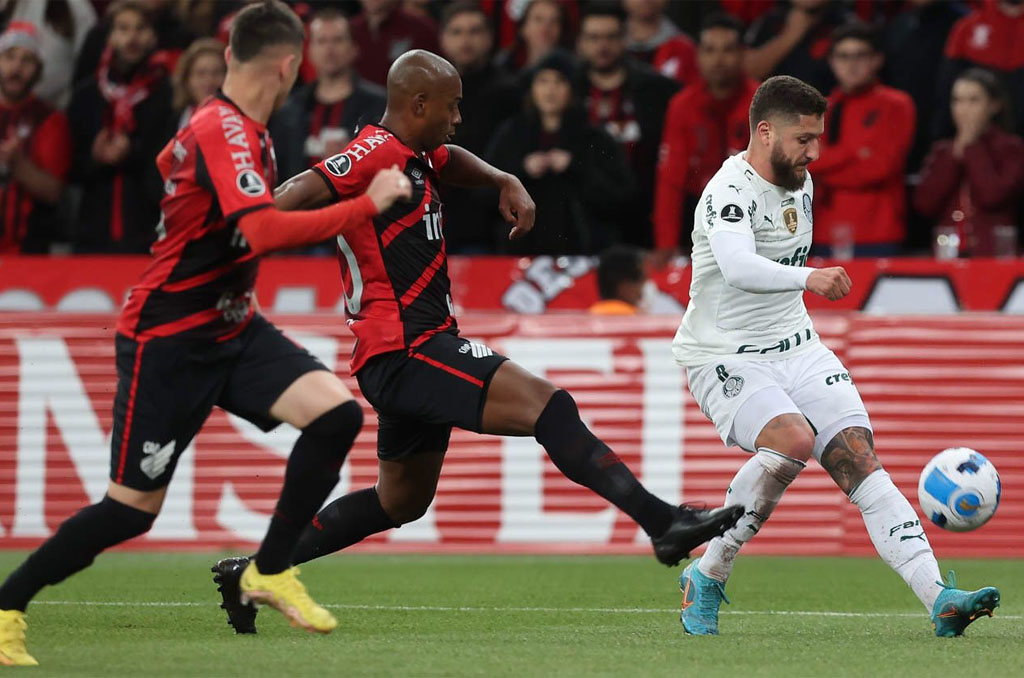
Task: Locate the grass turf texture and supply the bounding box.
[1,553,1021,677]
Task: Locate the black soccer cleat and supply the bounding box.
[651,505,745,567]
[211,556,258,634]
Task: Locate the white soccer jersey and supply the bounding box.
[672,153,819,367]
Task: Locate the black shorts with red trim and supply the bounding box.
[355,332,508,461]
[110,314,328,491]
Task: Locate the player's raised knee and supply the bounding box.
[301,400,364,453]
[755,414,815,462]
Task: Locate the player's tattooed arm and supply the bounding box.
[273,170,334,211]
[820,427,882,496]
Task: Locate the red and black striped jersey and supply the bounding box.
[117,93,276,341]
[313,124,454,373]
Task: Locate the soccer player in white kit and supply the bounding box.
[673,76,999,638]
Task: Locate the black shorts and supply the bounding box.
[110,314,328,491]
[356,332,508,461]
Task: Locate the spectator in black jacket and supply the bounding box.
[744,0,852,95]
[438,1,518,253]
[269,7,386,183]
[884,0,968,172]
[576,1,678,248]
[488,51,634,256]
[68,0,176,253]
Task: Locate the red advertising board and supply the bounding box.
[2,255,1024,314]
[0,312,1020,557]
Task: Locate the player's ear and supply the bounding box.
[756,120,772,146]
[412,92,428,117]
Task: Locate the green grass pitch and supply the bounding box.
[2,553,1021,677]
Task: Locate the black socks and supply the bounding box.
[0,496,155,611]
[254,400,363,574]
[534,390,674,538]
[291,487,399,565]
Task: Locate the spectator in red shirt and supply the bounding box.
[576,1,678,249]
[936,0,1024,138]
[68,0,176,253]
[0,22,72,253]
[623,0,697,87]
[914,68,1024,257]
[171,37,225,130]
[812,22,915,256]
[653,13,756,258]
[270,8,387,183]
[349,0,440,86]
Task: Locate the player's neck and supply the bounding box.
[378,113,423,153]
[743,147,784,188]
[222,73,277,125]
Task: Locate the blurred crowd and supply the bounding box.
[1,0,1023,260]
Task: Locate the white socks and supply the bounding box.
[698,448,805,583]
[698,453,944,612]
[850,469,943,610]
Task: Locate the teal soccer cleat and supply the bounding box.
[930,570,1000,637]
[678,557,729,635]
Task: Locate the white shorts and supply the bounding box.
[686,343,871,461]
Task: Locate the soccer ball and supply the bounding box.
[918,447,1001,532]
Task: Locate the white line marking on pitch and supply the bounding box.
[31,601,1022,620]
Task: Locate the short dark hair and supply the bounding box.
[106,0,154,28]
[580,1,627,30]
[830,22,881,54]
[700,12,744,40]
[440,1,488,31]
[955,67,1014,131]
[749,75,827,130]
[596,246,644,300]
[229,1,305,63]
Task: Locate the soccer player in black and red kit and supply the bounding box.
[0,2,414,665]
[214,49,744,634]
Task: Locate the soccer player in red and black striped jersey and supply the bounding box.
[213,49,744,635]
[0,2,414,663]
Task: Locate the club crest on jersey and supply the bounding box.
[803,193,813,224]
[324,152,352,177]
[236,169,266,197]
[783,207,798,234]
[721,204,743,223]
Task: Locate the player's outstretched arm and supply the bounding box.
[709,230,851,301]
[274,169,336,211]
[239,167,411,256]
[441,144,536,240]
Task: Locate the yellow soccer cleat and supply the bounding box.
[239,563,337,634]
[0,610,38,666]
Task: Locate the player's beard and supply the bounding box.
[769,143,806,191]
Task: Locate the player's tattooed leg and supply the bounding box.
[820,427,882,496]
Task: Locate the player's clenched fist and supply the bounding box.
[365,164,413,212]
[806,266,852,301]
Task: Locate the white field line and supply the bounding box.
[31,600,1023,620]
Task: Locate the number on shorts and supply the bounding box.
[336,233,364,314]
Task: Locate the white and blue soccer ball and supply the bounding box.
[918,447,1001,532]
